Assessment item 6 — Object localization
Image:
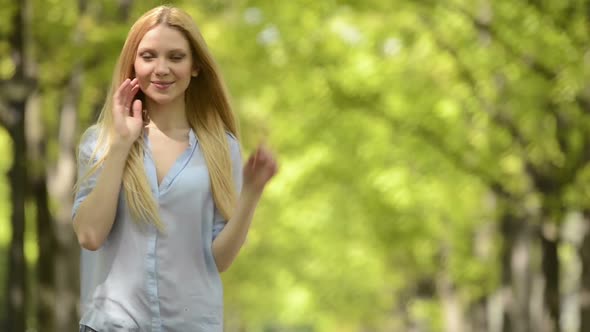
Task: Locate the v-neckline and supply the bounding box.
[144,128,198,192]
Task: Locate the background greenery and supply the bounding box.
[0,0,588,331]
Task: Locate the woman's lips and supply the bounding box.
[152,81,174,90]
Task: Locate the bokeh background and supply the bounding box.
[0,0,588,331]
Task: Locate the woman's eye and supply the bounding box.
[171,55,185,61]
[140,54,154,60]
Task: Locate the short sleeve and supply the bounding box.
[212,133,243,240]
[72,126,101,220]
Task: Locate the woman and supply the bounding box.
[72,5,277,331]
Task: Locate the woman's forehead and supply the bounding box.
[138,25,190,51]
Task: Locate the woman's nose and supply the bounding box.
[154,59,170,75]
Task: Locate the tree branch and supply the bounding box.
[362,107,513,198]
[413,0,557,81]
[414,0,590,117]
[411,124,511,198]
[576,95,590,114]
[0,104,8,128]
[453,3,556,81]
[419,17,556,196]
[446,0,590,117]
[523,0,587,48]
[416,1,590,194]
[422,20,531,150]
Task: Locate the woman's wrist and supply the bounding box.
[240,186,263,203]
[108,141,133,161]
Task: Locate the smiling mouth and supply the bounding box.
[152,82,174,90]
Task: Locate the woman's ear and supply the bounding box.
[192,67,199,77]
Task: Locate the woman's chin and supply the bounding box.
[145,93,179,105]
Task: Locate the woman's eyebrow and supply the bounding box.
[137,47,155,53]
[137,47,187,53]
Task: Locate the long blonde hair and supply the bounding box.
[76,6,239,230]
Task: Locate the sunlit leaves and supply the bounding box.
[0,0,585,330]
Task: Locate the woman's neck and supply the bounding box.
[145,97,190,132]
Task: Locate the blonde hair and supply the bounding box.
[76,6,239,230]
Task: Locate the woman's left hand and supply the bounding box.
[242,144,278,195]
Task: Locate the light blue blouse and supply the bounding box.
[72,126,242,332]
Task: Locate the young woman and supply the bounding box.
[72,5,277,331]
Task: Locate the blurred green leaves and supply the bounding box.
[0,0,587,330]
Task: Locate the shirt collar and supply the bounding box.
[142,127,198,146]
[188,128,197,146]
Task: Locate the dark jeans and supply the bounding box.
[79,325,97,332]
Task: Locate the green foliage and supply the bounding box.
[0,0,587,330]
[0,126,12,247]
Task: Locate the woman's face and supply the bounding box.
[134,25,197,105]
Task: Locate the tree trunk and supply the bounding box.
[48,65,82,331]
[2,0,33,330]
[436,243,466,332]
[25,89,57,330]
[579,211,590,332]
[438,273,465,332]
[5,100,28,332]
[32,171,56,328]
[466,297,488,332]
[540,225,560,332]
[500,210,533,332]
[534,197,563,332]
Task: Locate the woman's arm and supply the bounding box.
[212,145,278,272]
[73,78,143,250]
[73,144,130,251]
[211,189,261,272]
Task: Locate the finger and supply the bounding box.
[122,80,136,110]
[265,158,276,172]
[132,99,143,119]
[248,152,256,165]
[118,82,133,115]
[117,78,131,97]
[259,146,273,164]
[133,84,139,96]
[252,149,259,168]
[119,78,131,91]
[259,145,269,162]
[129,86,140,110]
[115,79,131,108]
[128,78,139,99]
[267,160,278,178]
[122,78,139,109]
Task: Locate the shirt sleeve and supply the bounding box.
[212,133,243,241]
[72,127,101,220]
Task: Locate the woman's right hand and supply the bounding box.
[112,78,144,150]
